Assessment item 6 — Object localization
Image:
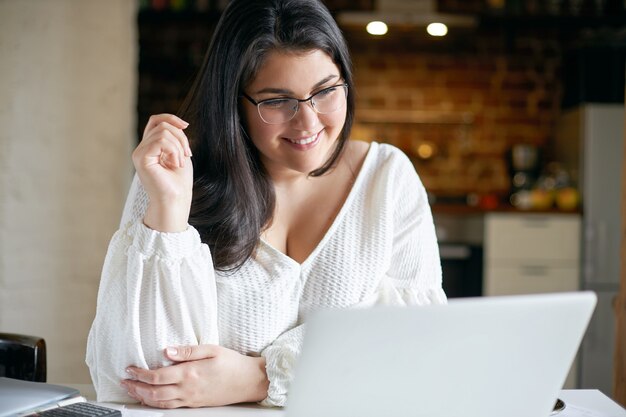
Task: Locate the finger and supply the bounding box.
[126,390,141,402]
[144,114,189,137]
[126,365,182,385]
[122,380,185,409]
[142,129,187,168]
[126,380,181,403]
[138,397,186,410]
[144,122,192,160]
[164,344,220,362]
[134,140,181,171]
[155,121,192,158]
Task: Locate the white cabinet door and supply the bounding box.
[483,213,581,297]
[485,213,581,263]
[484,264,579,296]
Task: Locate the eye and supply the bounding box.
[315,86,338,98]
[261,98,291,109]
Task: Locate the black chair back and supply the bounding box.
[0,333,46,382]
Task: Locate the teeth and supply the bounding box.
[288,133,318,145]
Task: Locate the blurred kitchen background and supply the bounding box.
[0,0,624,402]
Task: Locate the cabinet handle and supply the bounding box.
[520,265,549,276]
[521,216,550,227]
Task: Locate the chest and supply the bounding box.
[263,172,355,263]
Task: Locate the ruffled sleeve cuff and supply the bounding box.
[125,221,204,261]
[374,276,448,307]
[258,326,306,408]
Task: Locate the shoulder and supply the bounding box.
[372,142,412,165]
[361,143,429,210]
[365,142,419,181]
[365,144,432,218]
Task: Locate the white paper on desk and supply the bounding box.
[99,404,163,417]
[560,404,613,417]
[121,409,163,417]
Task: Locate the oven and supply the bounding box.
[433,213,484,299]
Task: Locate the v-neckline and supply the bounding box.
[259,142,378,268]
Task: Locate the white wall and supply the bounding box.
[0,0,136,383]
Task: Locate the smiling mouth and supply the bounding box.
[285,131,320,145]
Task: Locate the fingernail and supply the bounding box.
[182,121,190,127]
[125,367,134,376]
[166,347,178,356]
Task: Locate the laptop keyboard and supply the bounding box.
[32,402,121,417]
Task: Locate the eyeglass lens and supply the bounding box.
[258,84,347,124]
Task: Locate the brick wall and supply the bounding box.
[348,32,564,198]
[137,12,570,199]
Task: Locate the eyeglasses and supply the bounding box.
[242,83,348,124]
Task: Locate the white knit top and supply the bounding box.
[86,142,446,407]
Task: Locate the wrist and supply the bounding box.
[247,356,270,403]
[144,198,191,233]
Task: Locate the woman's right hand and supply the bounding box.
[132,114,194,233]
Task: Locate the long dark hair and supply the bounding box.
[179,0,355,271]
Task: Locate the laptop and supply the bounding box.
[0,377,80,416]
[0,378,121,417]
[286,291,597,417]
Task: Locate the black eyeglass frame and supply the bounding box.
[241,83,348,124]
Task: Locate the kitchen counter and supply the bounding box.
[432,203,582,215]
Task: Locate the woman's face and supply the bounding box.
[241,49,347,177]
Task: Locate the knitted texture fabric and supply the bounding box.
[86,142,446,406]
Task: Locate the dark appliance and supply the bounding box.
[507,144,542,193]
[440,243,483,298]
[433,214,484,299]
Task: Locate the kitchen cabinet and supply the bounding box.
[483,212,581,296]
[483,212,581,388]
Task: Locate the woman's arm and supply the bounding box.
[121,343,269,408]
[89,176,274,407]
[259,324,306,407]
[86,193,219,403]
[86,114,222,402]
[375,149,447,306]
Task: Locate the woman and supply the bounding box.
[86,0,445,409]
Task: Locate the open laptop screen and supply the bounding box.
[286,292,596,417]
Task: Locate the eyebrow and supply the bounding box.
[254,74,339,95]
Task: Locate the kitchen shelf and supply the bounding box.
[356,109,474,125]
[431,203,582,215]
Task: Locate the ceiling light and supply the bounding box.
[366,21,388,36]
[336,0,476,30]
[427,22,448,36]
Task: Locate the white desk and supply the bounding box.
[66,385,624,417]
[559,390,625,417]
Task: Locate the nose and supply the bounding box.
[290,100,319,131]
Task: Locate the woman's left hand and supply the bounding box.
[121,345,270,409]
